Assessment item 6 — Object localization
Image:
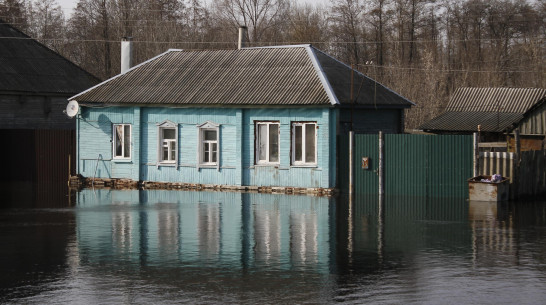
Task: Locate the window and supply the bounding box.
[255,121,280,165]
[197,121,220,169]
[157,120,178,165]
[291,122,317,166]
[113,124,131,160]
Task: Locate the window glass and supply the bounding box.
[163,128,175,140]
[169,141,176,161]
[212,143,217,162]
[294,125,303,162]
[114,124,131,159]
[123,125,131,158]
[305,124,315,163]
[204,142,210,163]
[199,124,219,166]
[291,122,316,166]
[115,126,123,157]
[159,126,176,163]
[269,124,279,162]
[258,124,267,161]
[204,130,216,141]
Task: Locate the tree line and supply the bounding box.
[1,0,545,129]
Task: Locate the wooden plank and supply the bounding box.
[478,142,507,148]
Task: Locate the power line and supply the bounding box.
[0,34,544,45]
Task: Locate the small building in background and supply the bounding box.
[68,44,413,191]
[420,87,546,151]
[0,19,100,206]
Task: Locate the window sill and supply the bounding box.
[157,163,177,167]
[112,159,132,163]
[290,165,319,169]
[199,164,218,168]
[254,164,281,167]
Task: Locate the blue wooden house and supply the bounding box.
[68,45,412,191]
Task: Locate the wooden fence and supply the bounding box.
[479,149,546,198]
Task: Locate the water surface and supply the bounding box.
[1,188,545,304]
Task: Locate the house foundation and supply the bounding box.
[69,176,337,197]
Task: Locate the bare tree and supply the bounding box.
[27,0,65,51]
[213,0,289,45]
[0,0,30,31]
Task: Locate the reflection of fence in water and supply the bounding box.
[469,201,517,265]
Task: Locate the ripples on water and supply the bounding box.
[1,188,545,304]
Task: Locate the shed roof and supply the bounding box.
[70,45,413,108]
[0,20,99,95]
[420,87,546,133]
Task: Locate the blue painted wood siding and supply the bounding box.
[77,106,336,188]
[242,108,335,188]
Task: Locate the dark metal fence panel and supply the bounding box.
[337,135,350,194]
[426,135,474,198]
[354,134,379,195]
[342,134,473,197]
[385,134,428,196]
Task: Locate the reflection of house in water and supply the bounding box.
[75,190,334,272]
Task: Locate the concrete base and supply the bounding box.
[69,176,337,197]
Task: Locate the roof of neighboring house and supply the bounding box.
[420,87,546,133]
[70,45,413,108]
[0,19,100,95]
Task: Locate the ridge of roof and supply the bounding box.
[305,46,339,105]
[242,44,311,50]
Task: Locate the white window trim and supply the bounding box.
[156,120,178,167]
[291,122,318,167]
[197,121,220,171]
[112,123,132,160]
[255,121,280,165]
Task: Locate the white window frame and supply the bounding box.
[112,124,132,160]
[291,122,318,166]
[157,120,178,167]
[255,121,280,165]
[197,121,220,171]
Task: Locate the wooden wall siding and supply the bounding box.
[78,106,333,188]
[242,108,332,188]
[0,94,75,130]
[339,109,401,134]
[518,149,546,196]
[141,108,240,185]
[479,150,546,197]
[76,189,332,270]
[518,103,546,135]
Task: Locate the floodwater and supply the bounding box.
[1,186,545,304]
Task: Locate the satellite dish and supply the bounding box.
[65,100,79,118]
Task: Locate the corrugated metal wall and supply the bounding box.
[339,134,473,198]
[35,129,75,207]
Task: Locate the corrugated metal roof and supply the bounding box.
[420,111,524,132]
[447,87,546,112]
[71,45,413,107]
[314,49,413,107]
[0,20,100,94]
[421,87,546,132]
